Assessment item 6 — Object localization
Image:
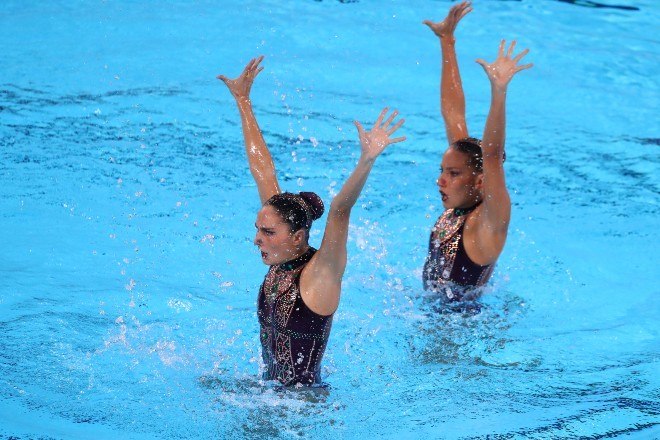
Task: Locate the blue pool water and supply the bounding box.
[1,0,658,438]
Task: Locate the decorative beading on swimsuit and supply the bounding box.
[257,247,333,386]
[425,209,464,282]
[423,206,494,297]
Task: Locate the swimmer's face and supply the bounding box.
[254,205,306,265]
[437,148,483,209]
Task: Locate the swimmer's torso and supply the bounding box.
[257,247,333,386]
[423,208,494,297]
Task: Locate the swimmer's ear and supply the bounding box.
[474,173,485,190]
[292,229,306,245]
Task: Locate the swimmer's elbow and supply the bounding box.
[329,199,351,217]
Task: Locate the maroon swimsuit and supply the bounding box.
[423,207,494,299]
[257,248,333,386]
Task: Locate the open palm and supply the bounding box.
[423,1,472,39]
[476,41,533,90]
[217,55,264,100]
[354,108,406,161]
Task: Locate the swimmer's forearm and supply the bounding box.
[235,98,280,202]
[329,157,375,215]
[481,88,506,161]
[440,38,468,144]
[330,108,403,215]
[480,87,511,227]
[476,40,531,160]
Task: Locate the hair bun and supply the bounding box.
[299,192,324,221]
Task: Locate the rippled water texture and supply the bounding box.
[1,1,658,439]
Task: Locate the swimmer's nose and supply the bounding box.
[254,234,261,246]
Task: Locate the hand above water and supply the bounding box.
[476,40,533,91]
[217,55,264,101]
[423,1,472,40]
[354,108,406,162]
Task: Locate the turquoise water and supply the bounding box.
[1,0,658,438]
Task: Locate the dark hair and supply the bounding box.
[452,137,483,172]
[265,192,324,233]
[451,137,506,172]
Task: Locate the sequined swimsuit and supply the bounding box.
[257,247,333,386]
[423,207,494,298]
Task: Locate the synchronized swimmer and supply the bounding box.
[218,1,531,387]
[422,1,532,300]
[218,58,405,386]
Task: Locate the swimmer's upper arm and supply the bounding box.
[474,156,510,261]
[234,97,281,205]
[481,156,511,230]
[445,117,469,146]
[299,203,348,316]
[439,31,469,146]
[254,171,281,206]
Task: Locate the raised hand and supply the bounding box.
[423,1,472,40]
[354,108,406,162]
[217,55,265,101]
[476,41,533,91]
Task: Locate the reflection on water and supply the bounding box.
[199,374,340,439]
[409,290,528,368]
[557,0,640,11]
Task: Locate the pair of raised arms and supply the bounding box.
[218,55,409,316]
[216,0,532,316]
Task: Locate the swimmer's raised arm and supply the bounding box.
[218,56,280,204]
[423,1,472,144]
[300,108,406,316]
[475,40,532,240]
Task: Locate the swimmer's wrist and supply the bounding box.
[491,85,508,95]
[358,154,377,165]
[236,96,252,106]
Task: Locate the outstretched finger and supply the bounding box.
[456,2,472,17]
[388,136,407,145]
[253,55,265,70]
[515,63,534,72]
[458,5,473,21]
[507,40,517,58]
[498,40,506,57]
[475,58,488,71]
[374,108,389,128]
[386,118,405,136]
[382,110,399,129]
[449,4,460,19]
[246,55,264,74]
[353,120,365,137]
[452,1,469,15]
[216,74,228,83]
[513,48,530,63]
